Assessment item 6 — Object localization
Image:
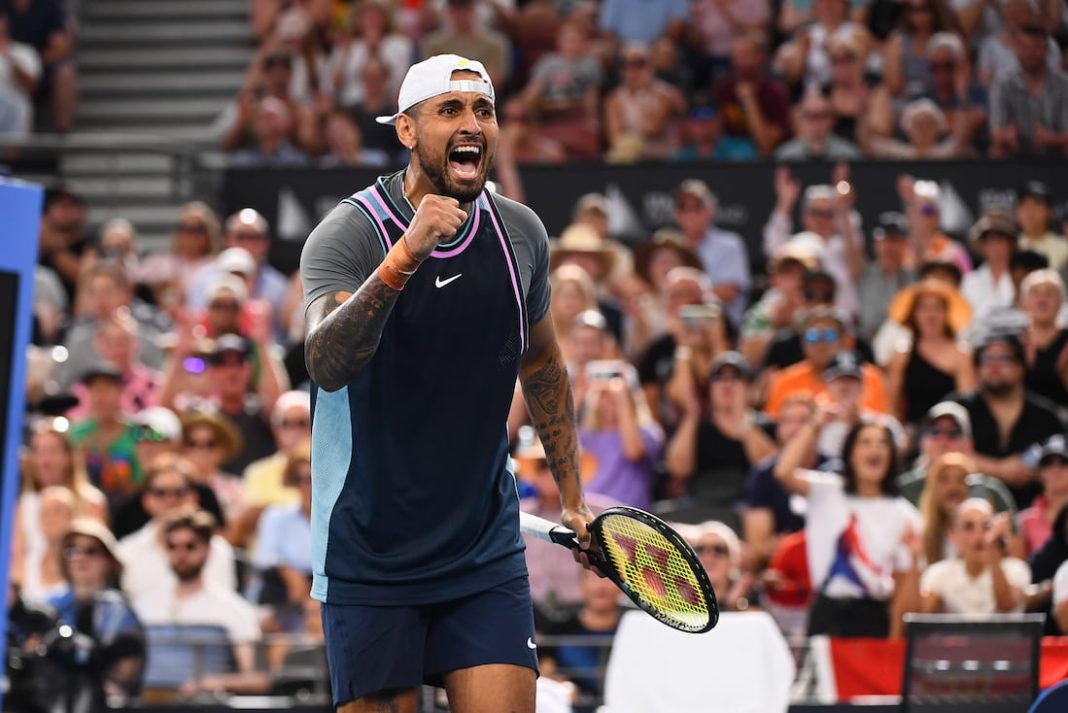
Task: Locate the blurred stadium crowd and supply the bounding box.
[6,0,1068,710]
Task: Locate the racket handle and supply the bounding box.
[519,511,579,549]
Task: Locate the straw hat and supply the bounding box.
[888,279,972,334]
[968,209,1017,249]
[549,223,617,276]
[633,228,703,285]
[180,410,244,462]
[62,517,124,574]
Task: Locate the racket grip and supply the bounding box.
[519,511,579,549]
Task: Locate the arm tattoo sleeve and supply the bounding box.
[520,350,583,498]
[304,272,400,391]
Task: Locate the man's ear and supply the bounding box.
[396,113,417,151]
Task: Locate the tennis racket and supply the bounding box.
[520,506,718,634]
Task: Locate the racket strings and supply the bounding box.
[598,515,710,631]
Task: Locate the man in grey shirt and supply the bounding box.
[775,88,861,162]
[990,24,1068,157]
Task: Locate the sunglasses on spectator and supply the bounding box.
[925,426,963,439]
[710,370,744,383]
[806,208,834,219]
[676,201,706,213]
[930,60,956,73]
[134,426,170,443]
[623,57,649,68]
[958,519,991,533]
[209,300,240,312]
[979,353,1018,366]
[804,288,835,302]
[64,545,105,559]
[209,351,248,367]
[149,486,191,499]
[1041,455,1068,468]
[166,540,203,552]
[177,222,208,235]
[695,543,730,557]
[804,327,840,344]
[232,231,266,242]
[280,418,311,430]
[830,53,858,65]
[185,438,218,450]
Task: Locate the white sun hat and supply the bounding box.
[376,54,495,126]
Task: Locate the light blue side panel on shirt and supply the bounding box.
[310,386,353,602]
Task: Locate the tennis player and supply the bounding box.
[300,54,596,713]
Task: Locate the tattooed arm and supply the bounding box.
[304,275,400,392]
[519,314,595,548]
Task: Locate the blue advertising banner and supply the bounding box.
[0,178,43,708]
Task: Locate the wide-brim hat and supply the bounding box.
[888,279,972,334]
[968,209,1017,248]
[180,410,244,462]
[633,228,703,285]
[549,223,617,276]
[62,517,124,574]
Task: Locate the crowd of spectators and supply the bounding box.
[220,0,1068,166]
[12,159,1068,706]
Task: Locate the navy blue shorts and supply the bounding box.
[321,575,539,706]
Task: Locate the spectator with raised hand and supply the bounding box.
[658,292,730,426]
[953,333,1064,508]
[777,0,870,37]
[764,166,865,318]
[911,33,988,149]
[1021,269,1068,407]
[920,498,1029,613]
[0,10,39,136]
[739,243,822,369]
[1018,436,1068,558]
[961,209,1018,322]
[882,0,959,98]
[134,508,268,697]
[673,179,750,328]
[578,361,663,510]
[764,307,888,418]
[604,43,686,162]
[744,394,818,564]
[522,21,602,160]
[1017,181,1067,271]
[712,33,791,159]
[219,50,317,154]
[327,0,412,111]
[989,22,1068,157]
[822,33,895,146]
[119,456,236,603]
[665,352,775,524]
[862,98,973,158]
[776,87,861,161]
[896,177,972,274]
[775,418,922,638]
[885,279,974,427]
[857,213,917,340]
[899,404,1017,513]
[4,0,76,133]
[136,203,221,305]
[774,0,868,88]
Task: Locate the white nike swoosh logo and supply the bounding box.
[527,637,537,650]
[435,273,462,288]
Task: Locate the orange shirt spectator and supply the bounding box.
[765,360,888,417]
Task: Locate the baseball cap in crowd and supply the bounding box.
[973,332,1025,366]
[873,212,909,240]
[376,54,494,125]
[675,179,715,207]
[924,401,972,440]
[133,406,183,443]
[823,351,862,382]
[210,334,251,365]
[709,351,752,382]
[968,209,1017,247]
[1037,435,1068,466]
[1018,180,1051,205]
[216,247,257,277]
[80,361,124,385]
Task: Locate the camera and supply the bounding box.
[585,360,625,381]
[679,304,720,329]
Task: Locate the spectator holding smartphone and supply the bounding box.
[578,361,664,510]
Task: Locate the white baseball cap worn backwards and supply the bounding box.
[376,54,495,125]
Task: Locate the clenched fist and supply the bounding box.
[405,195,467,260]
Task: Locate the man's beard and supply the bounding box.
[982,380,1016,399]
[413,143,488,204]
[173,562,206,583]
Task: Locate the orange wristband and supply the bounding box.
[377,237,422,290]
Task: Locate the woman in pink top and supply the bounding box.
[1018,437,1068,555]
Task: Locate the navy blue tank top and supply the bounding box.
[310,179,530,605]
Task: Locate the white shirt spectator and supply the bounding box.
[764,212,864,317]
[802,470,921,600]
[921,557,1031,614]
[119,522,236,602]
[134,584,261,644]
[0,38,40,136]
[961,265,1015,325]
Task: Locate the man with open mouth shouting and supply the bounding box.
[299,55,597,713]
